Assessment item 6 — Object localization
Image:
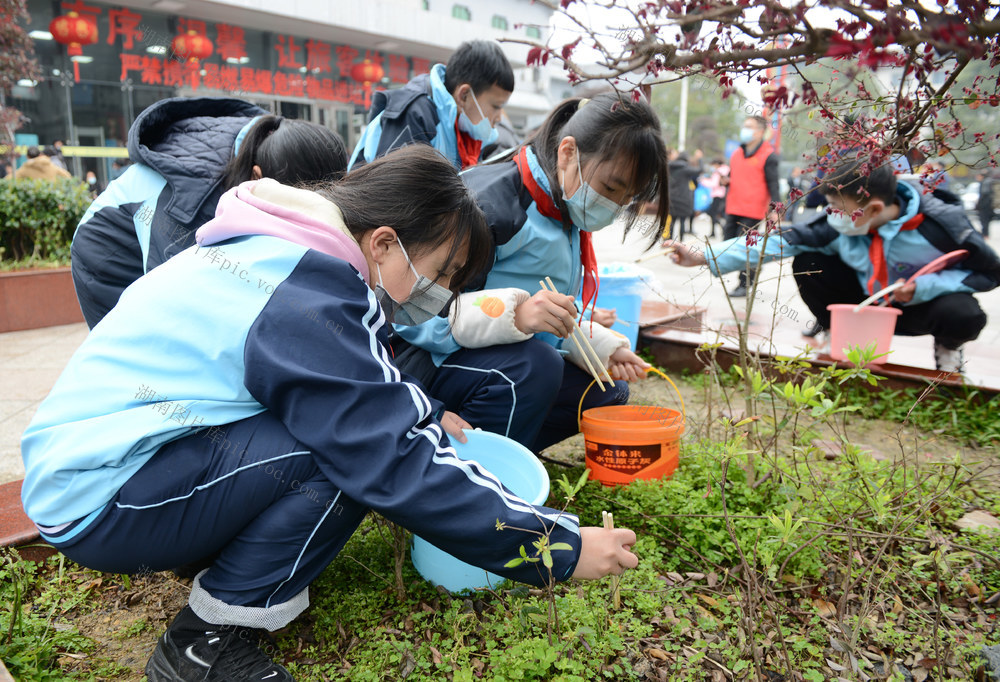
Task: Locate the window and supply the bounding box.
[491,15,508,30]
[452,5,470,20]
[526,26,542,39]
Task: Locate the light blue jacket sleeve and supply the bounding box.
[910,269,977,305]
[394,316,461,363]
[705,233,816,276]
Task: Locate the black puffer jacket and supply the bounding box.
[70,97,265,328]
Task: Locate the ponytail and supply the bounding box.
[221,115,348,190]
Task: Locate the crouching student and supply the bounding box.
[392,93,671,453]
[21,145,637,682]
[72,99,349,329]
[664,156,1000,373]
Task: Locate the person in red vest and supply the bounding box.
[723,115,782,297]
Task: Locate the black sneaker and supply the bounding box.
[802,320,824,338]
[146,606,293,682]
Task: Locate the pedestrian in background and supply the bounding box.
[722,115,781,297]
[665,148,703,241]
[704,158,729,239]
[16,146,72,181]
[978,169,998,239]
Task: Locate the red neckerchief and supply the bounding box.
[454,119,482,170]
[514,147,601,326]
[867,213,924,298]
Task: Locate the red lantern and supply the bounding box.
[172,30,214,62]
[350,59,385,85]
[49,11,98,57]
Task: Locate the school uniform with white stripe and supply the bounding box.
[21,179,581,631]
[393,147,630,453]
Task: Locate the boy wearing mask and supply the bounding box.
[664,157,1000,373]
[349,40,513,170]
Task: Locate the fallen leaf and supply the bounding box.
[954,510,1000,532]
[647,648,669,661]
[429,646,442,665]
[813,598,837,618]
[696,594,719,608]
[706,572,719,587]
[913,669,928,682]
[891,595,903,616]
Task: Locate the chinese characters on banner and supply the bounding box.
[93,3,422,106]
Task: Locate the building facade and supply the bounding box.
[11,0,557,182]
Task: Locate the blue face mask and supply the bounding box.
[739,126,756,144]
[563,150,625,232]
[457,90,499,145]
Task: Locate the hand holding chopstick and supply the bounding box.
[538,278,615,390]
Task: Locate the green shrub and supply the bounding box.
[0,178,92,267]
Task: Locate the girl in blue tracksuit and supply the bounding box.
[71,97,348,329]
[21,145,637,682]
[394,93,671,453]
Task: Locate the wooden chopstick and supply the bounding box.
[544,277,615,388]
[635,246,675,263]
[539,279,606,392]
[602,510,622,609]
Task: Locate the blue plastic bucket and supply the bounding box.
[410,430,550,593]
[591,263,651,349]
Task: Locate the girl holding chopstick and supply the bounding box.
[394,93,670,452]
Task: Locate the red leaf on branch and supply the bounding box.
[561,38,581,61]
[824,33,857,59]
[526,46,549,66]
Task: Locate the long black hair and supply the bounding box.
[222,115,347,190]
[528,92,670,246]
[316,145,492,294]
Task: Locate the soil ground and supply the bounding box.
[54,374,998,680]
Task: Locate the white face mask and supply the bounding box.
[826,208,871,236]
[374,239,453,326]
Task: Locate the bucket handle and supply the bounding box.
[576,366,687,431]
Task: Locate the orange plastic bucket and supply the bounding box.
[579,368,685,486]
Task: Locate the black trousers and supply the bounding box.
[722,214,760,288]
[707,197,726,235]
[978,209,993,239]
[792,252,987,349]
[669,214,692,240]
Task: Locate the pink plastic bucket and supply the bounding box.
[826,304,902,365]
